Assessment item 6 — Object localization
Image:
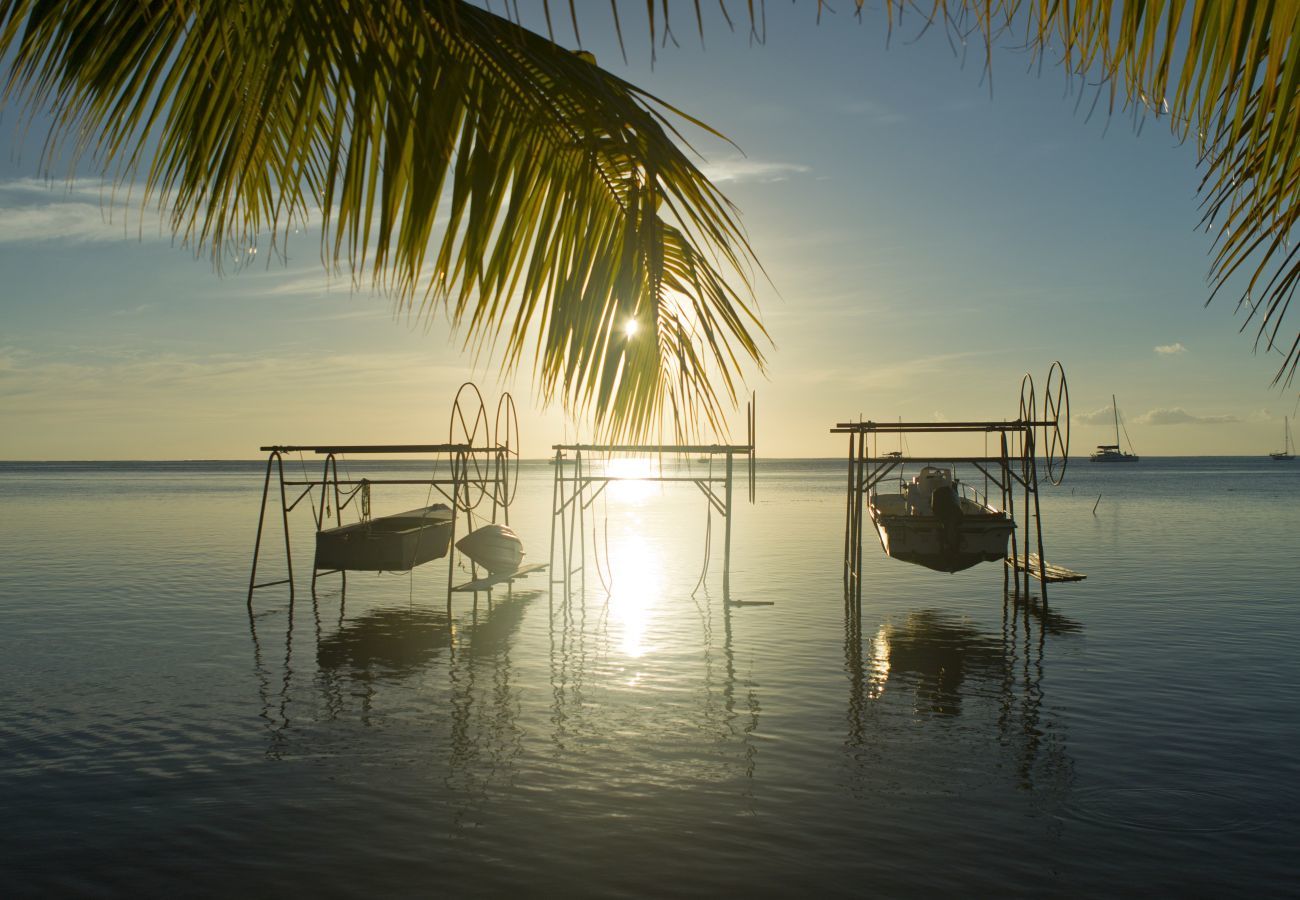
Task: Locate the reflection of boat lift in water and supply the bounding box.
[834,363,1084,607]
[549,396,762,607]
[247,382,540,608]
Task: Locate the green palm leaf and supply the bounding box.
[0,0,768,439]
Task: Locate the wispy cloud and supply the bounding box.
[833,98,906,126]
[0,177,168,243]
[698,157,811,184]
[790,350,998,392]
[1154,342,1188,355]
[111,304,153,317]
[1133,407,1238,426]
[1076,405,1116,425]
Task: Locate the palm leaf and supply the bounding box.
[0,0,769,439]
[532,0,1300,384]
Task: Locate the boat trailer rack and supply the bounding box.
[833,363,1072,606]
[549,397,757,606]
[247,382,520,606]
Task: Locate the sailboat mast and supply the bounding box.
[1112,394,1121,446]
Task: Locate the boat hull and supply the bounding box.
[455,524,525,574]
[871,510,1014,573]
[315,505,453,572]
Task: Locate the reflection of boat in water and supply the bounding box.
[316,595,533,674]
[315,504,452,572]
[316,607,453,673]
[456,523,524,574]
[1269,416,1294,460]
[1090,394,1139,462]
[869,466,1014,573]
[869,610,1009,716]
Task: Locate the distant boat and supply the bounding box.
[1270,416,1295,461]
[869,466,1014,573]
[1090,394,1140,462]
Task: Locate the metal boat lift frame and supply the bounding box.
[549,399,756,605]
[247,384,519,607]
[833,364,1071,608]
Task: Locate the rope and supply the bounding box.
[296,450,319,521]
[691,454,714,598]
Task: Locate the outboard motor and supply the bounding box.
[930,483,963,556]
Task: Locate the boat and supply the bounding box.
[1270,416,1295,460]
[314,504,453,572]
[455,523,525,574]
[868,466,1015,573]
[1090,394,1140,462]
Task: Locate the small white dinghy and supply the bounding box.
[455,523,525,574]
[869,466,1014,573]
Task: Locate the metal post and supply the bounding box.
[844,432,855,594]
[248,451,277,606]
[723,450,734,602]
[548,448,560,607]
[1031,451,1049,608]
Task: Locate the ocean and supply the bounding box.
[1,457,1297,897]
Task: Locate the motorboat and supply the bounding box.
[1269,416,1294,460]
[869,466,1014,573]
[456,523,525,574]
[1090,394,1139,462]
[314,504,453,572]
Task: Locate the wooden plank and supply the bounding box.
[452,562,549,593]
[1006,553,1086,583]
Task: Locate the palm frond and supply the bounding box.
[531,0,1300,384]
[0,0,769,439]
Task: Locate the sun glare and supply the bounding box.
[623,318,638,338]
[605,533,662,659]
[605,457,659,502]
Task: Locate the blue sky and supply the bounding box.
[1,3,1296,459]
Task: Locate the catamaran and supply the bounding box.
[1270,416,1295,461]
[1090,394,1139,462]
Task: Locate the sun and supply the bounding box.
[622,318,638,338]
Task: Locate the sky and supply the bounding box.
[1,3,1297,459]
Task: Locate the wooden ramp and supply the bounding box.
[1006,554,1086,583]
[452,562,548,593]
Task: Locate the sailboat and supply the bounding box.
[1090,394,1140,462]
[1269,416,1295,461]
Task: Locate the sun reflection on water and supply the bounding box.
[605,531,663,660]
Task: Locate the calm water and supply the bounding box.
[1,457,1297,897]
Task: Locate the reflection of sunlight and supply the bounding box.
[606,533,662,659]
[605,456,659,503]
[867,624,891,699]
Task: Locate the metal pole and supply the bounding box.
[248,451,276,606]
[1003,433,1018,602]
[276,452,295,603]
[844,431,855,594]
[548,447,560,608]
[723,450,734,602]
[1031,451,1049,608]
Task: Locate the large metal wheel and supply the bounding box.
[494,392,520,507]
[449,382,489,510]
[1043,361,1071,485]
[1018,373,1037,479]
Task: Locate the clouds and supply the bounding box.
[1076,405,1117,425]
[1077,403,1238,426]
[1132,408,1238,426]
[1154,342,1187,355]
[698,156,811,184]
[0,177,167,244]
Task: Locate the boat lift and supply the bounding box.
[549,397,757,605]
[833,363,1074,606]
[247,382,521,606]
